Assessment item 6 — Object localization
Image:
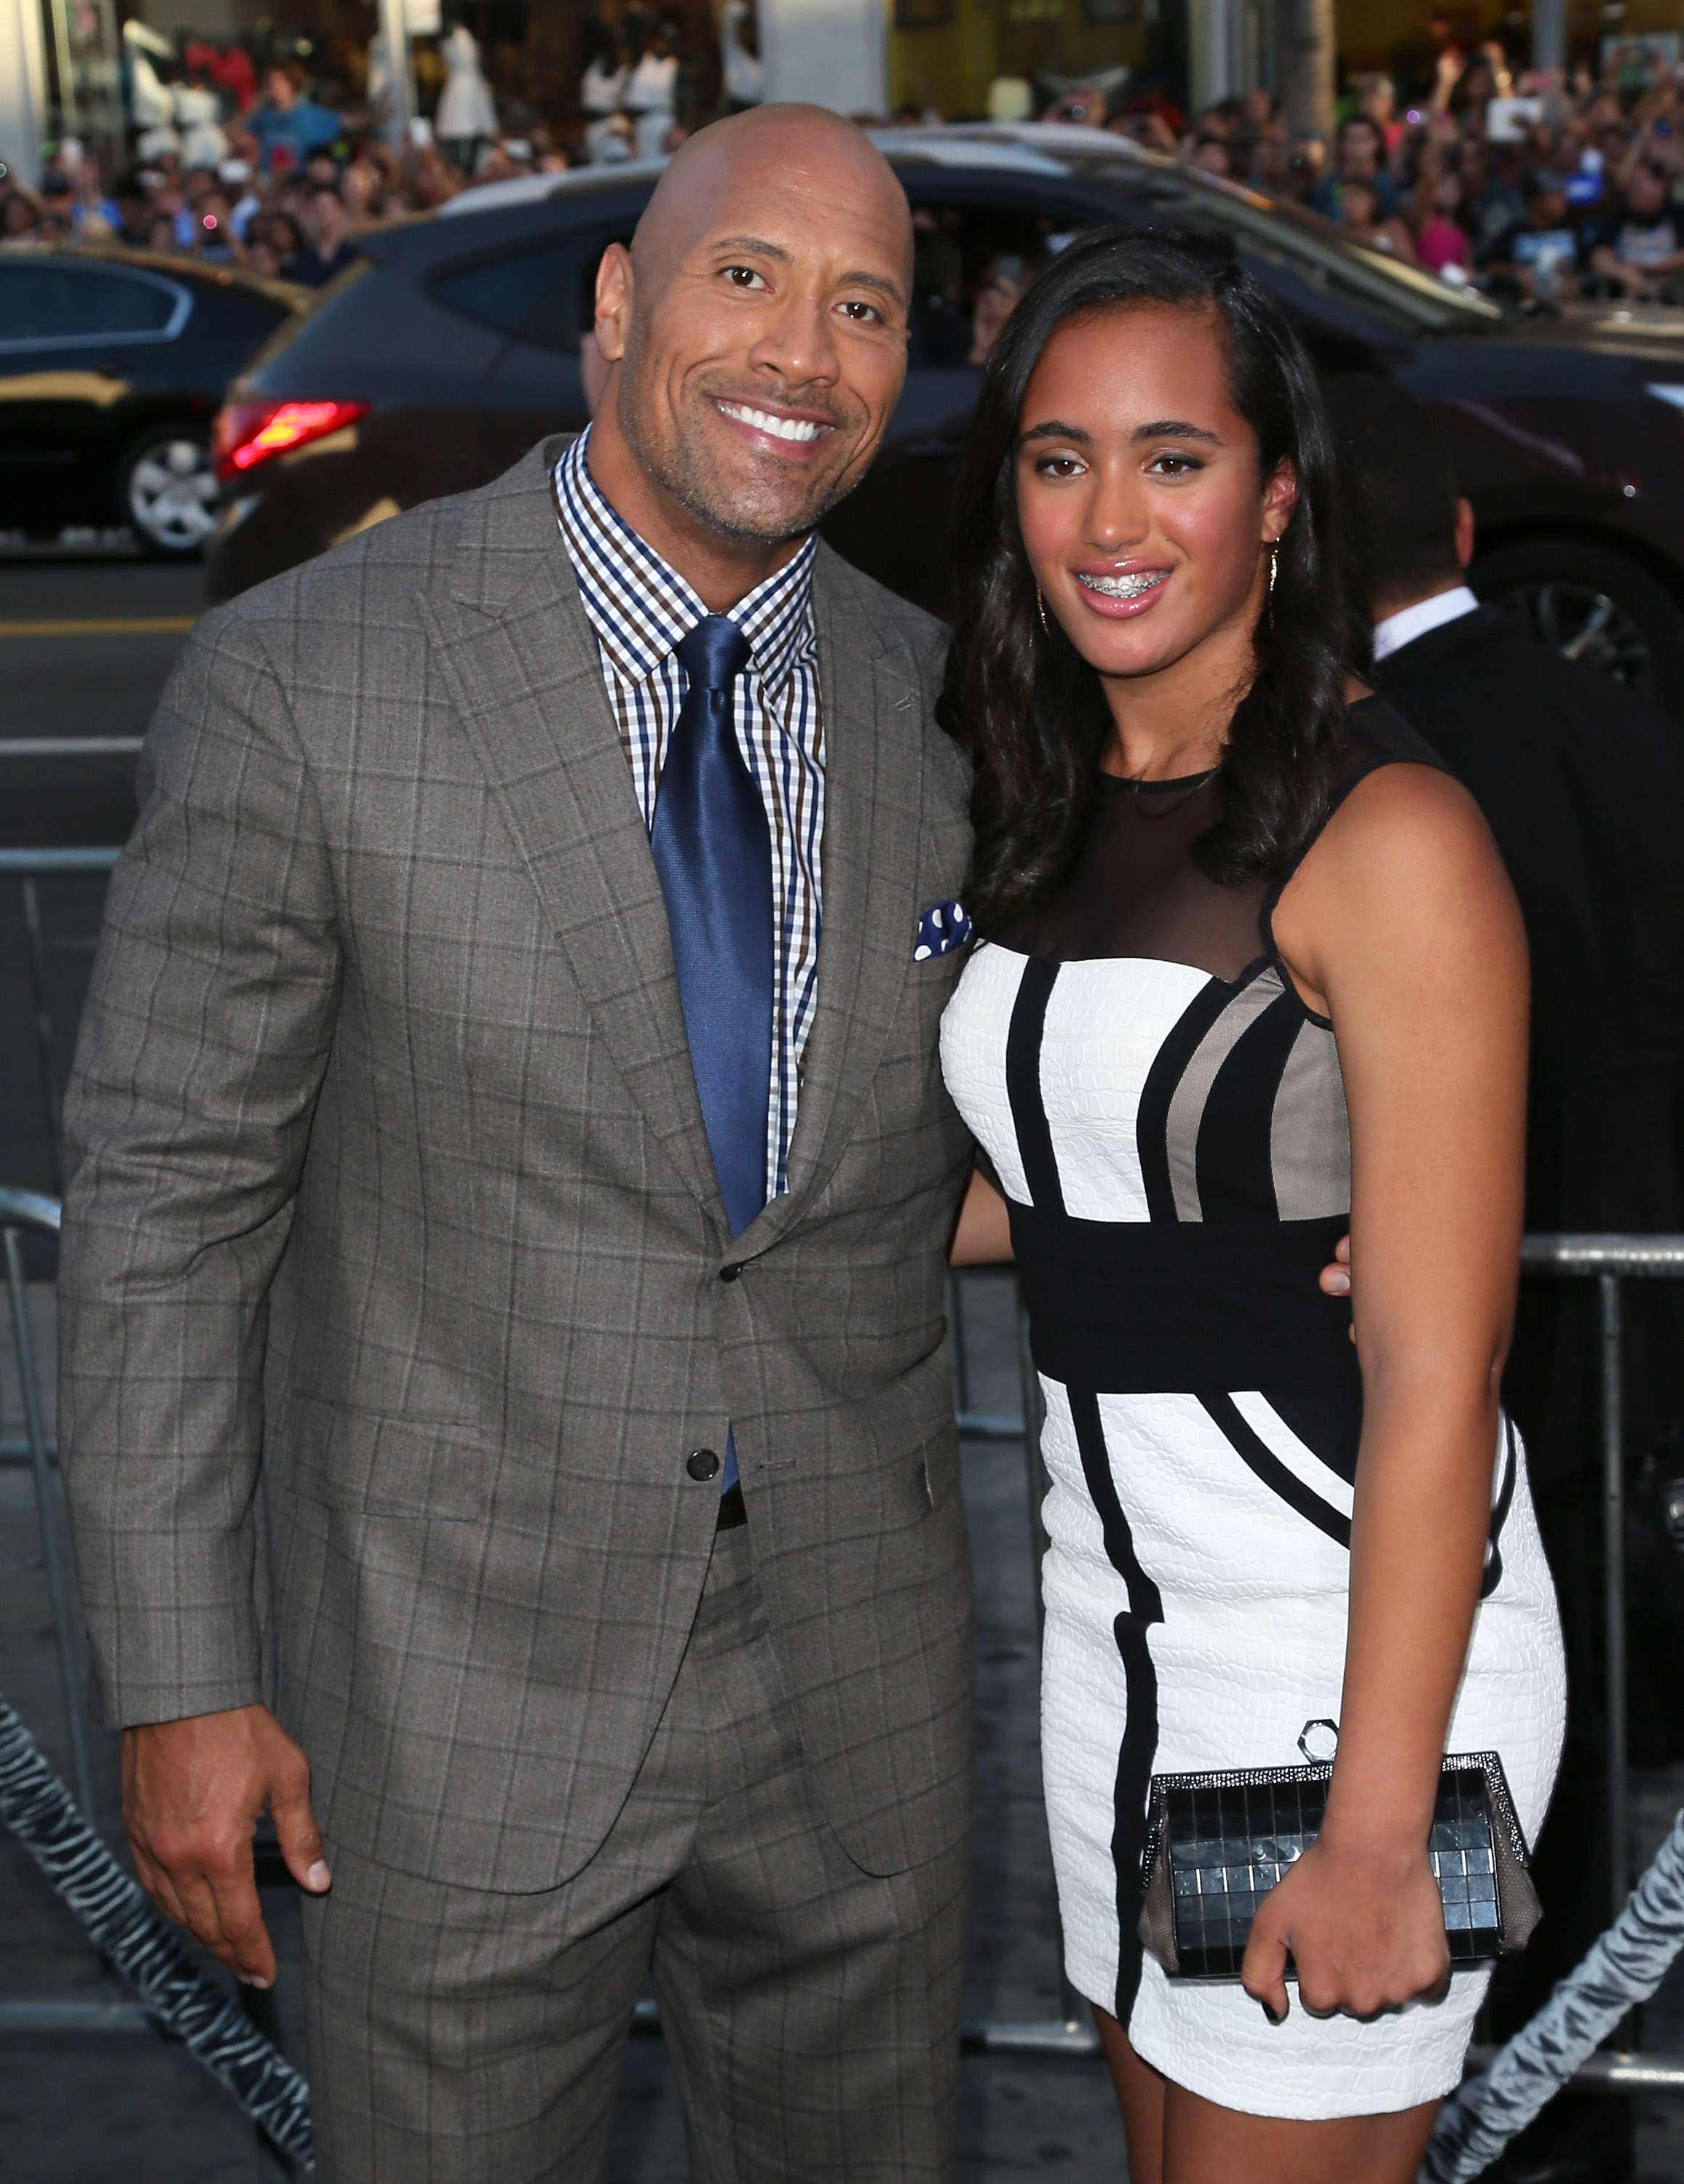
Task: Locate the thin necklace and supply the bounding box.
[1118,763,1219,791]
[1111,761,1219,816]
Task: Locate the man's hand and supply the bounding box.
[122,1703,330,1988]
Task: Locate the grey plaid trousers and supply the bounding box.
[304,1523,968,2182]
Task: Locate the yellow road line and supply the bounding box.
[0,616,197,637]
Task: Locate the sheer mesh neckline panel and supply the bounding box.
[989,772,1269,983]
[985,699,1432,986]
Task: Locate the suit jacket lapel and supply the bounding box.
[742,548,926,1254]
[419,439,730,1235]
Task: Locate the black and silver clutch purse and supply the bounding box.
[1137,1730,1540,1981]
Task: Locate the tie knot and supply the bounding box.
[676,615,751,695]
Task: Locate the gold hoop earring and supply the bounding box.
[1037,585,1051,635]
[1267,542,1280,597]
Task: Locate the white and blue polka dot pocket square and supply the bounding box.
[914,900,971,961]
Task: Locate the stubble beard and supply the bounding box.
[617,371,871,549]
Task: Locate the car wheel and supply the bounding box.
[1470,539,1684,709]
[116,425,219,558]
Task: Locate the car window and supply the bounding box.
[430,242,564,338]
[430,226,634,353]
[890,162,1446,391]
[0,261,186,349]
[904,198,1093,368]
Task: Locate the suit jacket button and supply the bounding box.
[719,1263,742,1283]
[687,1447,721,1481]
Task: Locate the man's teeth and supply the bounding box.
[1076,570,1169,600]
[718,402,823,443]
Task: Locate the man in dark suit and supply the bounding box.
[1329,373,1684,2184]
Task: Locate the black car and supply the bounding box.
[207,127,1684,703]
[0,248,303,558]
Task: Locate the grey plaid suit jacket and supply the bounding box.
[58,436,977,1891]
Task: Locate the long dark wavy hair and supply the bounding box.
[936,226,1358,930]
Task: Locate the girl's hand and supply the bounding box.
[1239,1830,1451,2024]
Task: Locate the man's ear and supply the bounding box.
[594,242,633,364]
[1453,495,1476,569]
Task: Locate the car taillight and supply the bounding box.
[213,399,371,480]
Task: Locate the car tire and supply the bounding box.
[116,424,220,559]
[1470,537,1684,711]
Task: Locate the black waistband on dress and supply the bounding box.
[1008,1203,1357,1394]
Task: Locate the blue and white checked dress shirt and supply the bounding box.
[553,430,824,1203]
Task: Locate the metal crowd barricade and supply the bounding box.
[0,735,134,1194]
[1516,1235,1684,1928]
[0,738,131,1197]
[0,1186,151,2036]
[1,1190,93,1828]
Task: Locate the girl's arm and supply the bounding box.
[1244,759,1529,2022]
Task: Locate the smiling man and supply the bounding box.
[58,106,978,2183]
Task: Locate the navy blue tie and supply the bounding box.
[650,616,770,1497]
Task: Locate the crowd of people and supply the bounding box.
[6,25,1684,311]
[1179,50,1684,302]
[0,55,581,286]
[0,12,692,282]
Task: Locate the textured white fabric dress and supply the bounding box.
[939,703,1567,2119]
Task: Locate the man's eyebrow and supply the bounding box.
[706,234,907,306]
[837,268,908,304]
[709,234,794,264]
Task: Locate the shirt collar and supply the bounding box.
[555,428,817,692]
[1372,582,1479,662]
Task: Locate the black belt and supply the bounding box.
[716,1481,747,1530]
[1010,1203,1357,1394]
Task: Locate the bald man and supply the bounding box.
[58,108,976,2181]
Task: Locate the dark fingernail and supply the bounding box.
[1260,1999,1285,2026]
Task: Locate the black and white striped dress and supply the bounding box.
[941,700,1565,2118]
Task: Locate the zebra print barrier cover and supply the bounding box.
[0,1691,313,2167]
[1423,1808,1684,2182]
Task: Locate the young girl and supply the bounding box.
[940,229,1565,2184]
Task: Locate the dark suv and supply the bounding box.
[207,126,1684,703]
